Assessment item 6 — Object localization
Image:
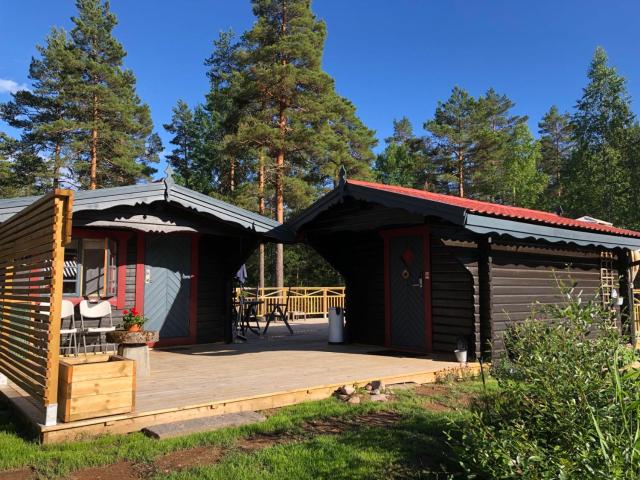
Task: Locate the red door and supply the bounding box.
[381,226,432,352]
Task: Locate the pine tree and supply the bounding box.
[228,0,376,287]
[66,0,157,189]
[564,47,636,225]
[0,28,73,188]
[0,132,49,197]
[164,100,197,188]
[538,105,573,205]
[424,87,479,197]
[375,117,433,189]
[493,124,547,208]
[472,89,527,198]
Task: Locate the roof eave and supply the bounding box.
[465,214,640,250]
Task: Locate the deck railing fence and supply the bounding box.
[235,286,345,318]
[0,190,73,425]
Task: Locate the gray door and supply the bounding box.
[144,235,191,338]
[389,234,426,350]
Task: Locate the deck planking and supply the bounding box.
[1,319,472,443]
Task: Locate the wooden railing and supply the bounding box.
[235,287,345,318]
[0,190,74,425]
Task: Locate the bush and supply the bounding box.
[455,289,640,479]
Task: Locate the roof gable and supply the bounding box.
[287,179,640,250]
[0,178,289,241]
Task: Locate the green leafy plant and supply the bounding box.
[121,307,146,330]
[455,287,639,479]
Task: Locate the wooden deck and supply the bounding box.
[1,319,475,443]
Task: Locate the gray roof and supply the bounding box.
[0,172,291,241]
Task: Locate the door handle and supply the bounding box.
[411,277,423,288]
[145,268,151,284]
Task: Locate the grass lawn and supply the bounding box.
[0,379,493,479]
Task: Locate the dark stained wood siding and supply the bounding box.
[197,234,257,343]
[430,226,480,356]
[344,232,385,346]
[489,241,614,356]
[308,230,385,346]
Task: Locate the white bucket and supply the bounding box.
[454,349,467,364]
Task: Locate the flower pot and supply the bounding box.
[127,324,141,333]
[454,349,467,364]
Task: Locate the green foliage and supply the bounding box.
[1,0,160,191]
[227,0,376,211]
[66,0,159,188]
[375,117,433,189]
[564,47,637,226]
[491,123,547,208]
[538,105,573,206]
[0,380,486,478]
[0,28,72,188]
[457,291,640,479]
[424,86,479,197]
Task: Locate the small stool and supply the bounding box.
[106,330,159,377]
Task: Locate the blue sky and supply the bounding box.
[1,0,639,175]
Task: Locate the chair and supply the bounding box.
[263,286,294,335]
[60,300,78,356]
[79,300,115,353]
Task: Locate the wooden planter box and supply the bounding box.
[58,355,136,422]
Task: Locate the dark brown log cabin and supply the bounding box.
[286,176,640,360]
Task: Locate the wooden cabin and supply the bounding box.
[286,176,640,360]
[0,171,289,348]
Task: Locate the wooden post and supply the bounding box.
[43,192,74,425]
[323,288,328,319]
[477,235,493,360]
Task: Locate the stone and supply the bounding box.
[387,382,417,392]
[370,394,388,402]
[364,383,373,391]
[342,385,356,395]
[347,396,361,405]
[143,411,266,440]
[371,380,385,392]
[336,394,350,401]
[371,388,380,395]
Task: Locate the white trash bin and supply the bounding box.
[328,306,345,344]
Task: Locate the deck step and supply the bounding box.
[142,411,267,440]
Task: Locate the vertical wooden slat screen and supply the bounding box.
[0,190,73,423]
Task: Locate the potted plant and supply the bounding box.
[122,307,147,332]
[454,337,468,364]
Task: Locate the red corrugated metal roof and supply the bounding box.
[348,179,640,239]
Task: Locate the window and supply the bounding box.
[63,240,80,295]
[63,238,118,299]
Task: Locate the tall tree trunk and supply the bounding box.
[230,157,235,192]
[90,93,98,190]
[274,2,287,289]
[275,145,285,289]
[457,150,464,197]
[258,150,265,291]
[52,142,61,189]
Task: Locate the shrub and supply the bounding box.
[455,289,640,479]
